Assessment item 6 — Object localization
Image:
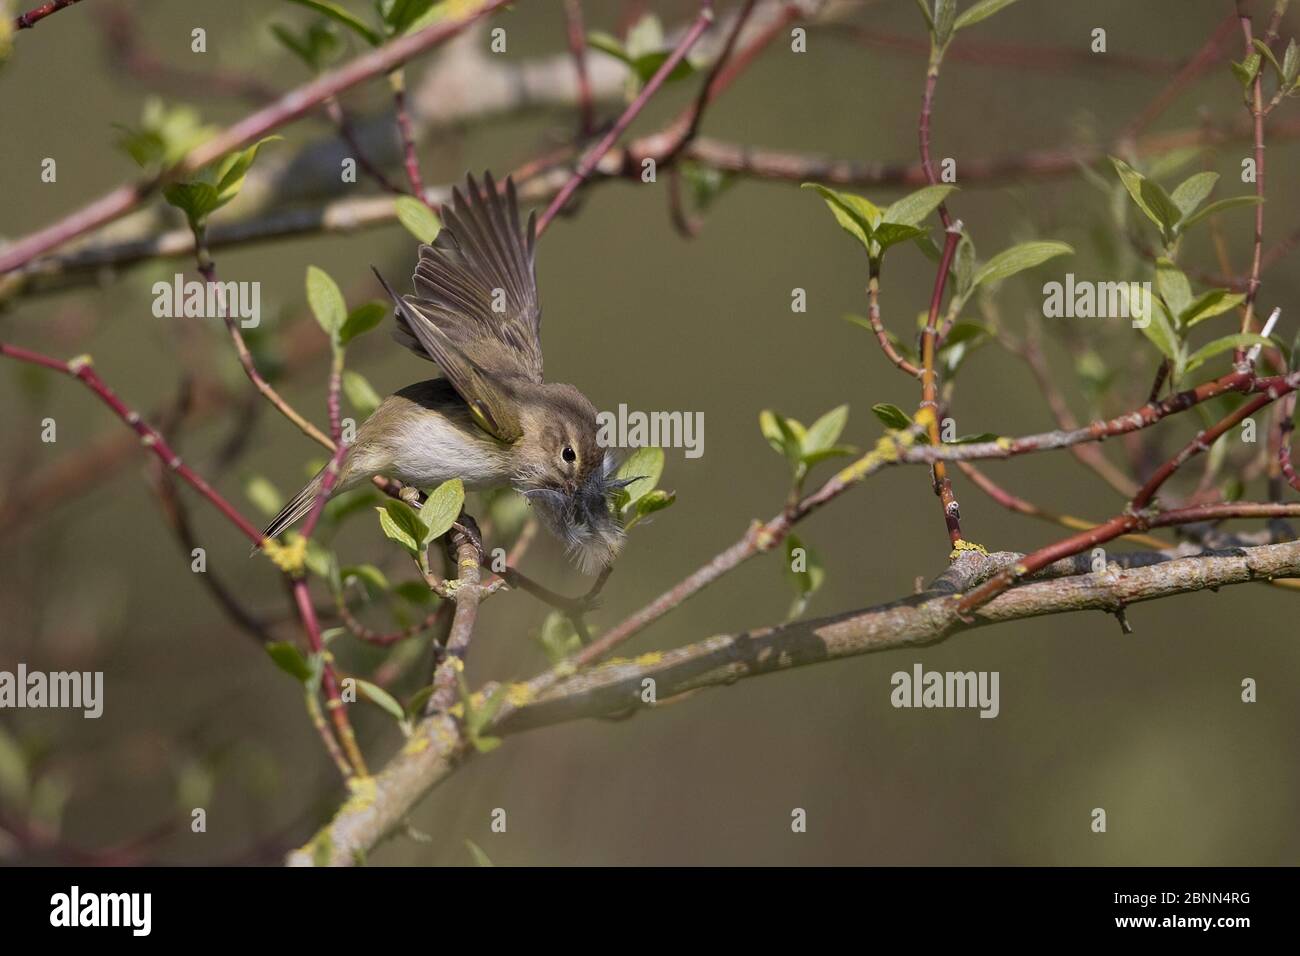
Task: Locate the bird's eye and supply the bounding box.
[561,446,577,463]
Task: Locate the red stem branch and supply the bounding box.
[535,0,716,235]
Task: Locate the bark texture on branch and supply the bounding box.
[286,538,1300,866]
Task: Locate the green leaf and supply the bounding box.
[586,31,630,61]
[588,24,696,86]
[870,403,913,430]
[872,222,931,250]
[244,475,284,517]
[635,488,676,516]
[882,184,955,227]
[377,500,428,557]
[783,533,824,596]
[465,839,494,867]
[803,404,849,455]
[1283,38,1299,85]
[339,301,387,346]
[1110,157,1176,237]
[1184,333,1275,373]
[1253,38,1284,78]
[1138,297,1182,363]
[802,183,880,254]
[946,431,999,444]
[162,136,279,230]
[614,446,665,512]
[394,195,442,243]
[938,321,989,378]
[162,181,220,230]
[939,321,989,349]
[383,0,439,34]
[933,0,957,45]
[628,49,696,85]
[537,610,582,664]
[212,136,279,209]
[1154,258,1193,321]
[1143,146,1205,181]
[970,240,1073,290]
[114,99,215,170]
[342,370,381,417]
[1169,171,1218,219]
[1179,195,1263,231]
[624,13,664,59]
[265,641,314,682]
[354,679,406,721]
[1181,289,1245,327]
[401,0,459,34]
[463,683,508,752]
[758,410,803,466]
[419,478,464,546]
[625,488,676,530]
[953,233,976,296]
[306,265,347,344]
[913,0,934,29]
[783,533,825,620]
[1231,53,1262,88]
[285,0,383,45]
[404,684,435,718]
[270,20,340,72]
[1141,179,1183,237]
[801,445,857,467]
[954,0,1021,30]
[680,160,736,212]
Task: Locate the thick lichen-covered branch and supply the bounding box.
[287,538,1300,866]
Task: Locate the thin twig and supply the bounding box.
[13,0,82,31]
[0,0,516,274]
[535,0,716,235]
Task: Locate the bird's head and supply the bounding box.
[513,384,630,574]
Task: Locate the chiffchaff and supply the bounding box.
[262,172,626,573]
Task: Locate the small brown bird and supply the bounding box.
[262,172,626,573]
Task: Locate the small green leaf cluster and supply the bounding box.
[803,183,955,269]
[114,99,216,172]
[588,14,698,91]
[1110,159,1261,251]
[1232,36,1300,106]
[536,611,584,665]
[281,0,450,48]
[611,447,676,531]
[305,265,388,356]
[759,404,855,487]
[783,533,825,621]
[916,0,1025,60]
[375,479,465,561]
[161,137,280,233]
[1135,257,1274,383]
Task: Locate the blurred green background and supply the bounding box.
[1,0,1298,865]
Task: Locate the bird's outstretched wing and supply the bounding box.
[373,266,525,444]
[378,171,541,443]
[394,172,542,377]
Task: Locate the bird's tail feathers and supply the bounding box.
[251,471,325,556]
